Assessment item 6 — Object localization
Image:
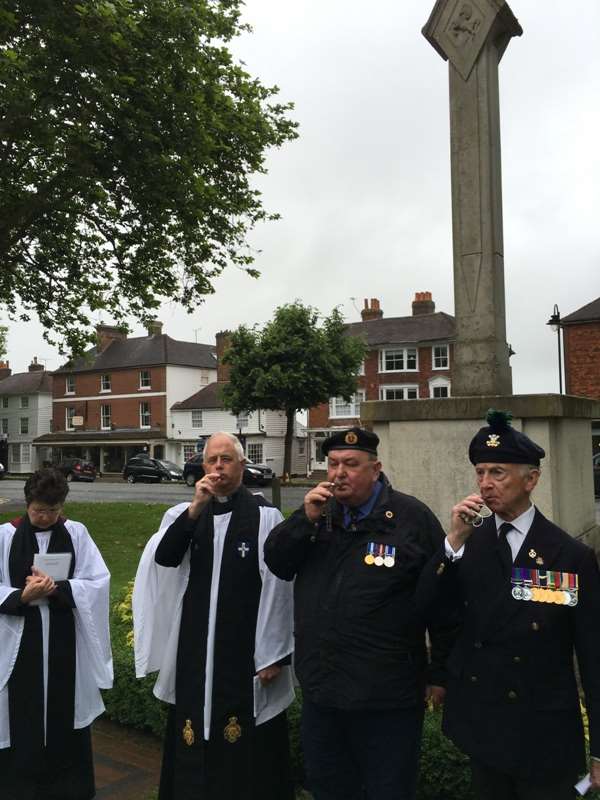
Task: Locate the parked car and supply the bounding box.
[594,452,600,497]
[182,453,274,487]
[55,457,97,482]
[0,462,4,479]
[123,455,183,484]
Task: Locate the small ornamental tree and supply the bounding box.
[0,0,297,353]
[0,325,7,360]
[221,303,366,478]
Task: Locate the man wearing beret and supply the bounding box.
[264,426,458,800]
[417,410,600,799]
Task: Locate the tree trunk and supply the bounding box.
[283,408,295,482]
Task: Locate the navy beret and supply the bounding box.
[469,409,545,467]
[322,427,379,456]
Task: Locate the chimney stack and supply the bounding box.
[0,360,10,380]
[360,298,383,322]
[412,291,435,316]
[215,331,232,383]
[96,324,127,353]
[146,320,163,337]
[28,357,44,372]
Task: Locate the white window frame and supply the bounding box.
[101,404,112,430]
[183,444,197,462]
[432,344,449,370]
[100,374,111,392]
[139,401,151,429]
[20,396,29,409]
[1,397,8,409]
[19,417,29,434]
[65,375,75,394]
[1,418,7,434]
[357,360,365,376]
[429,376,451,399]
[236,412,249,429]
[66,407,76,431]
[378,384,419,401]
[329,390,366,419]
[191,409,203,428]
[298,438,306,455]
[247,442,263,463]
[11,443,20,465]
[139,370,151,390]
[378,347,418,373]
[21,444,30,464]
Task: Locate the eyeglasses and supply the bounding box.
[28,504,63,518]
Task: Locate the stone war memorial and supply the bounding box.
[362,0,600,549]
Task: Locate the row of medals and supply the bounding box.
[364,544,395,568]
[511,584,578,607]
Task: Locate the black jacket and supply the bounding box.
[264,476,458,711]
[416,508,600,780]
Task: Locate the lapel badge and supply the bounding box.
[237,541,250,559]
[486,434,500,448]
[385,510,394,519]
[535,556,544,566]
[224,716,242,744]
[528,549,537,559]
[436,562,445,576]
[345,431,358,445]
[183,719,195,746]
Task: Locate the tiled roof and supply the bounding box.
[54,335,217,373]
[172,382,223,410]
[0,371,53,395]
[561,297,600,325]
[345,312,455,345]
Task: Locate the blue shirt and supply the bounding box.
[342,480,383,528]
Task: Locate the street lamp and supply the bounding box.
[546,304,563,394]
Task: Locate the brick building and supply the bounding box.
[34,322,216,473]
[307,293,455,473]
[561,296,600,455]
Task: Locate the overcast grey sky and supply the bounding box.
[4,0,600,393]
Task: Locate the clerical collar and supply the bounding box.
[215,495,231,504]
[343,480,383,527]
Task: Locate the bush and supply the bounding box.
[105,584,473,800]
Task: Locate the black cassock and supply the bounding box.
[0,516,95,800]
[154,489,293,800]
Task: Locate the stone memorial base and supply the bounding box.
[362,394,600,553]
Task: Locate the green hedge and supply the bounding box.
[105,583,473,799]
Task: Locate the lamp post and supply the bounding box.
[546,304,563,394]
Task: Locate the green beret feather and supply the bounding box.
[485,408,513,431]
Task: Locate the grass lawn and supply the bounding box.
[0,502,171,600]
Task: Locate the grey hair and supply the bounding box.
[518,463,540,477]
[205,431,245,461]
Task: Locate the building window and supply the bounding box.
[247,442,263,463]
[1,418,7,434]
[100,374,111,392]
[183,444,197,462]
[379,348,418,372]
[139,401,151,428]
[20,396,29,409]
[65,375,75,394]
[429,377,451,399]
[298,439,306,455]
[21,444,30,464]
[433,385,449,398]
[101,405,111,430]
[432,344,449,370]
[1,397,7,408]
[66,407,76,431]
[20,417,29,434]
[236,412,249,429]
[379,385,419,401]
[357,360,365,376]
[11,443,20,464]
[139,370,151,389]
[329,390,365,418]
[191,409,203,428]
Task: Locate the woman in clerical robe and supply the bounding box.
[0,468,112,800]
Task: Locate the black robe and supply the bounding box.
[154,488,293,800]
[0,516,95,800]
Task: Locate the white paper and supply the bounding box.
[575,774,591,796]
[253,671,292,718]
[33,553,72,581]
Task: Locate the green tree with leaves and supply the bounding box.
[221,303,366,479]
[0,0,297,353]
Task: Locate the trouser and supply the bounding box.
[301,698,424,800]
[470,759,578,800]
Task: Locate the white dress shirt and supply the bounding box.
[444,504,535,562]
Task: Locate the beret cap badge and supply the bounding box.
[345,431,358,445]
[486,434,501,448]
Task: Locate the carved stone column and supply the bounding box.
[423,1,522,396]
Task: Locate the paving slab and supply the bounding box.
[93,717,161,800]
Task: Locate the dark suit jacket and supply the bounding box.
[417,508,600,780]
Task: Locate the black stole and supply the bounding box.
[7,515,76,768]
[173,488,262,794]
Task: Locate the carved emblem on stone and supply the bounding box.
[448,3,482,47]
